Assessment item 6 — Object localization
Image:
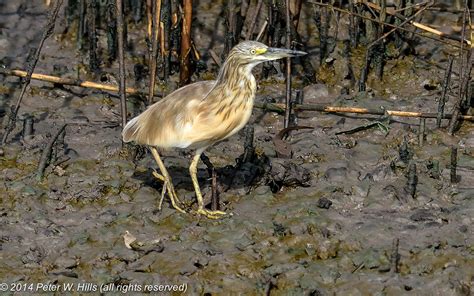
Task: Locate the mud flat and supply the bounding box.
[0,1,473,295]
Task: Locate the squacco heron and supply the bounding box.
[122,41,306,218]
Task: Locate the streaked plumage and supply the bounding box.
[122,41,306,218]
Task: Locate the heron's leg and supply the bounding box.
[189,152,226,219]
[149,148,182,206]
[152,170,167,210]
[150,147,186,213]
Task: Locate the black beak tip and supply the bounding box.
[292,50,307,57]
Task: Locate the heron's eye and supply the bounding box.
[250,49,256,55]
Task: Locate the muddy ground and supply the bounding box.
[0,0,473,295]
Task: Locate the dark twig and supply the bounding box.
[1,0,63,145]
[348,0,359,47]
[437,56,454,128]
[448,1,472,135]
[169,0,181,68]
[393,0,405,47]
[361,6,377,90]
[404,0,414,18]
[200,153,214,178]
[131,0,143,23]
[148,0,162,104]
[161,0,172,81]
[291,89,303,126]
[292,0,303,29]
[450,147,458,184]
[335,120,389,135]
[211,168,219,211]
[313,4,328,65]
[116,0,128,129]
[200,153,220,211]
[22,114,34,138]
[375,0,386,80]
[406,163,418,198]
[52,128,66,164]
[284,0,292,129]
[224,126,260,192]
[37,124,67,181]
[223,0,245,57]
[343,40,355,87]
[78,0,86,49]
[246,0,263,40]
[261,2,279,79]
[242,125,255,163]
[391,238,400,273]
[275,2,315,82]
[418,118,425,146]
[106,0,118,63]
[87,0,99,73]
[379,0,386,33]
[358,45,371,91]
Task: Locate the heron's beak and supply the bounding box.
[263,47,307,60]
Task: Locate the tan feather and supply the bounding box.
[122,81,215,148]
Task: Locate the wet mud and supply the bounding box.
[0,1,473,295]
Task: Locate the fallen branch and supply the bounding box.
[254,102,474,121]
[0,68,158,98]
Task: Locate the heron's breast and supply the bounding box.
[214,92,255,141]
[181,75,256,146]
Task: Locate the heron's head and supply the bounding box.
[229,41,307,66]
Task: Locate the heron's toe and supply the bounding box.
[196,208,228,219]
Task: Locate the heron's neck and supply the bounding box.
[205,56,257,118]
[215,56,257,93]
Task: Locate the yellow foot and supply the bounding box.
[196,208,228,219]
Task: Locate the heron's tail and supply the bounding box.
[122,116,141,143]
